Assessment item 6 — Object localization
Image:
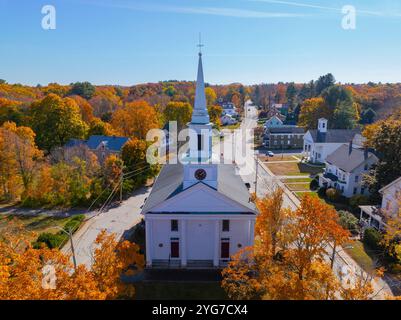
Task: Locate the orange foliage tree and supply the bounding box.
[111,100,160,139]
[0,225,144,300]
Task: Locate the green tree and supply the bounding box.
[360,108,376,124]
[70,82,96,100]
[315,74,335,95]
[29,94,88,152]
[286,83,298,108]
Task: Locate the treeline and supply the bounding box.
[251,74,401,129]
[0,80,247,208]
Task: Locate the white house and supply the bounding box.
[303,118,361,163]
[319,143,378,198]
[220,114,238,126]
[263,115,284,129]
[360,177,401,231]
[221,102,238,116]
[142,50,257,269]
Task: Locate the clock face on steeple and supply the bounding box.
[194,169,207,181]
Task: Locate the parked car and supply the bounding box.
[267,151,274,157]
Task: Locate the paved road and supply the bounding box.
[63,187,150,267]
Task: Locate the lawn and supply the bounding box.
[286,183,311,191]
[0,214,83,243]
[266,162,324,176]
[259,155,300,162]
[343,241,376,273]
[135,282,227,300]
[281,177,312,184]
[295,191,319,200]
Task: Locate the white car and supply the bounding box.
[267,151,274,157]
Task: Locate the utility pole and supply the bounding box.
[255,155,259,196]
[120,163,124,204]
[69,228,77,271]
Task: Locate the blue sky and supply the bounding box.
[1,0,401,86]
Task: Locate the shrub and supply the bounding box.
[310,178,319,191]
[64,214,85,232]
[326,188,340,201]
[349,195,370,209]
[338,210,360,234]
[318,186,327,198]
[33,232,67,249]
[363,228,383,251]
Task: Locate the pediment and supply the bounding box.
[147,183,252,213]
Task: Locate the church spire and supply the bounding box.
[191,37,210,124]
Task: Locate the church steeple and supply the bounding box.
[191,46,210,124]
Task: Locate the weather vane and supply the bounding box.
[197,33,204,55]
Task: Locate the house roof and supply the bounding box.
[268,127,305,134]
[308,129,361,143]
[325,144,378,173]
[142,163,256,214]
[86,135,129,152]
[379,176,401,194]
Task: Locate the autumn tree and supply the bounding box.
[29,94,88,152]
[255,188,289,258]
[121,138,157,188]
[222,194,351,300]
[207,105,223,128]
[88,118,116,137]
[111,100,160,139]
[205,87,217,106]
[69,95,95,124]
[163,101,192,131]
[363,119,401,199]
[0,122,43,199]
[0,226,144,300]
[298,97,331,129]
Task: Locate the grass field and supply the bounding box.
[0,214,82,243]
[266,162,324,176]
[295,191,319,200]
[135,282,228,300]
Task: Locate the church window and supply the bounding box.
[171,220,178,232]
[222,220,230,232]
[197,134,203,151]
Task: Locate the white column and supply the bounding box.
[213,220,220,267]
[249,220,255,246]
[181,219,187,267]
[145,218,152,267]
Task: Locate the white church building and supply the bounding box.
[141,50,257,269]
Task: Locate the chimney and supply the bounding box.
[364,147,369,160]
[349,140,353,155]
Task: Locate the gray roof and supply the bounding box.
[268,127,305,134]
[309,129,360,143]
[142,163,256,214]
[86,135,129,152]
[326,144,378,173]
